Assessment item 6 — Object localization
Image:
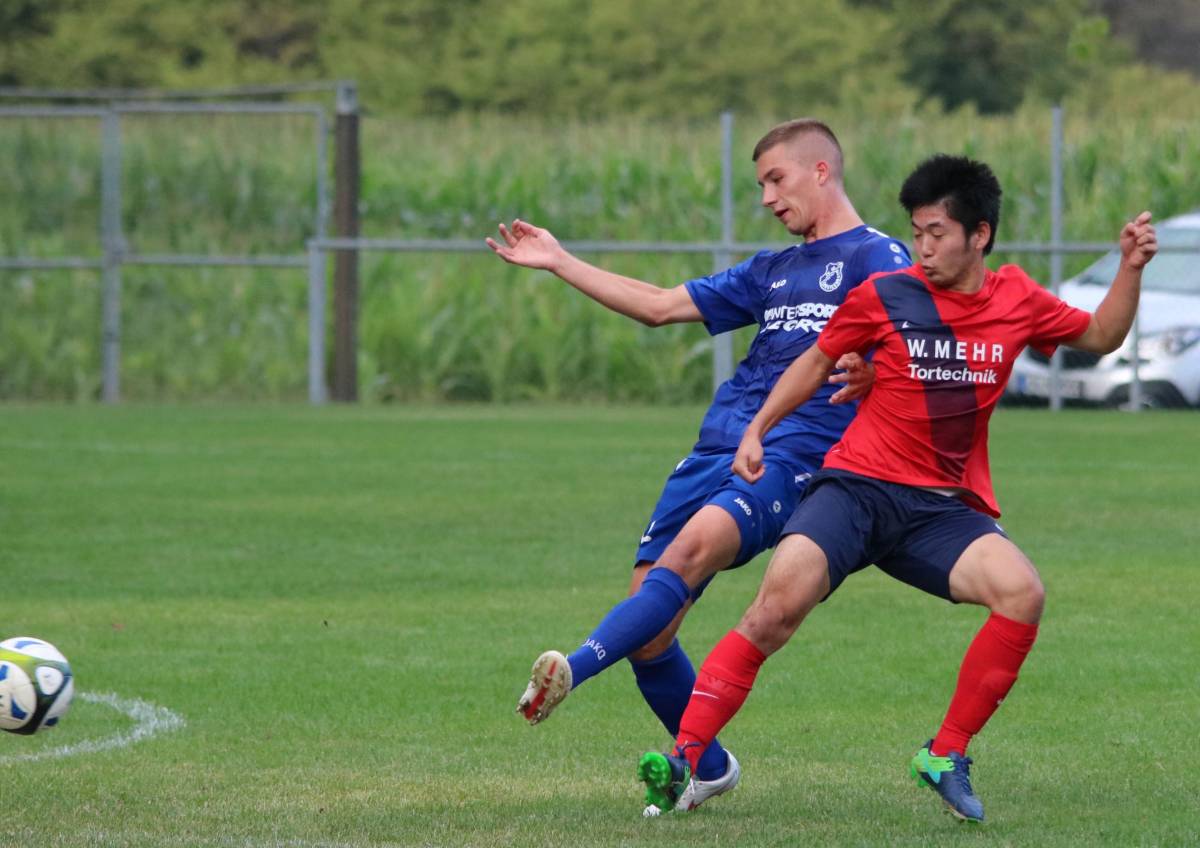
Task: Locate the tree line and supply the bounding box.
[2,0,1195,116]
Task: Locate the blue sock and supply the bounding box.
[630,639,730,781]
[566,567,690,688]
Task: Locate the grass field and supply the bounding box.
[1,404,1197,847]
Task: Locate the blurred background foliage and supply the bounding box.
[3,0,1199,117]
[1,0,1198,402]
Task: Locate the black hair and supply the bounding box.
[899,155,1002,254]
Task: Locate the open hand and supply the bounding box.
[1120,211,1157,270]
[827,352,874,404]
[485,219,564,271]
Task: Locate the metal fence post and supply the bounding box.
[712,111,735,391]
[315,110,330,242]
[308,241,328,405]
[333,81,360,402]
[101,109,123,403]
[1129,312,1143,411]
[1048,105,1064,412]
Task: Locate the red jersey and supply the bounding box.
[815,264,1091,516]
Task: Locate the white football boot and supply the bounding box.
[674,749,741,812]
[517,650,572,725]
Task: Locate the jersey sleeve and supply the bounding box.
[683,251,768,335]
[856,235,911,283]
[1021,272,1094,356]
[816,279,884,360]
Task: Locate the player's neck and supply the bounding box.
[941,263,988,294]
[805,199,864,243]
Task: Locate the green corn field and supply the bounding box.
[2,92,1198,402]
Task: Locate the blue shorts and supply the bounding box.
[781,469,1008,602]
[636,447,823,587]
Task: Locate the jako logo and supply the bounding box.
[770,278,788,290]
[733,497,753,516]
[582,638,606,660]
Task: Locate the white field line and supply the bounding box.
[0,690,185,764]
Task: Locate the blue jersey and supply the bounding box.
[683,225,910,463]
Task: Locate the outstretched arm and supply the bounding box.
[1068,211,1158,354]
[486,219,702,327]
[733,344,838,482]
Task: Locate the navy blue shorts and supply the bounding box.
[636,447,823,585]
[781,469,1008,602]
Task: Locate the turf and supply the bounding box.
[1,404,1196,847]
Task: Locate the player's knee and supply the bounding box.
[1018,571,1046,621]
[739,596,808,655]
[657,535,722,583]
[994,567,1045,624]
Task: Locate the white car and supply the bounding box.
[1007,210,1200,408]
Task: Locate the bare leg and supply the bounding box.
[736,533,831,654]
[948,533,1045,623]
[628,504,742,662]
[669,534,830,766]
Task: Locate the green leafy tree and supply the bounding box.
[0,0,1140,118]
[885,0,1115,113]
[0,0,328,90]
[424,0,902,118]
[0,1,70,85]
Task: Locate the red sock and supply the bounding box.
[674,630,767,772]
[932,612,1039,756]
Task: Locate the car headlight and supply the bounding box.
[1158,326,1200,357]
[1121,327,1200,364]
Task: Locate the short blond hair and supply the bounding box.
[752,119,844,181]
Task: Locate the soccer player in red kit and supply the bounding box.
[636,154,1159,823]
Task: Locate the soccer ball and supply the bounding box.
[0,636,74,735]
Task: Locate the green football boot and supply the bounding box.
[910,740,985,823]
[637,750,691,815]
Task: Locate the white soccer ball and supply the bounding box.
[0,637,74,735]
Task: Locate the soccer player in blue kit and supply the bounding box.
[486,119,910,812]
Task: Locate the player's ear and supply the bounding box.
[972,222,991,251]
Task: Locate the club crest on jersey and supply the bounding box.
[818,261,844,292]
